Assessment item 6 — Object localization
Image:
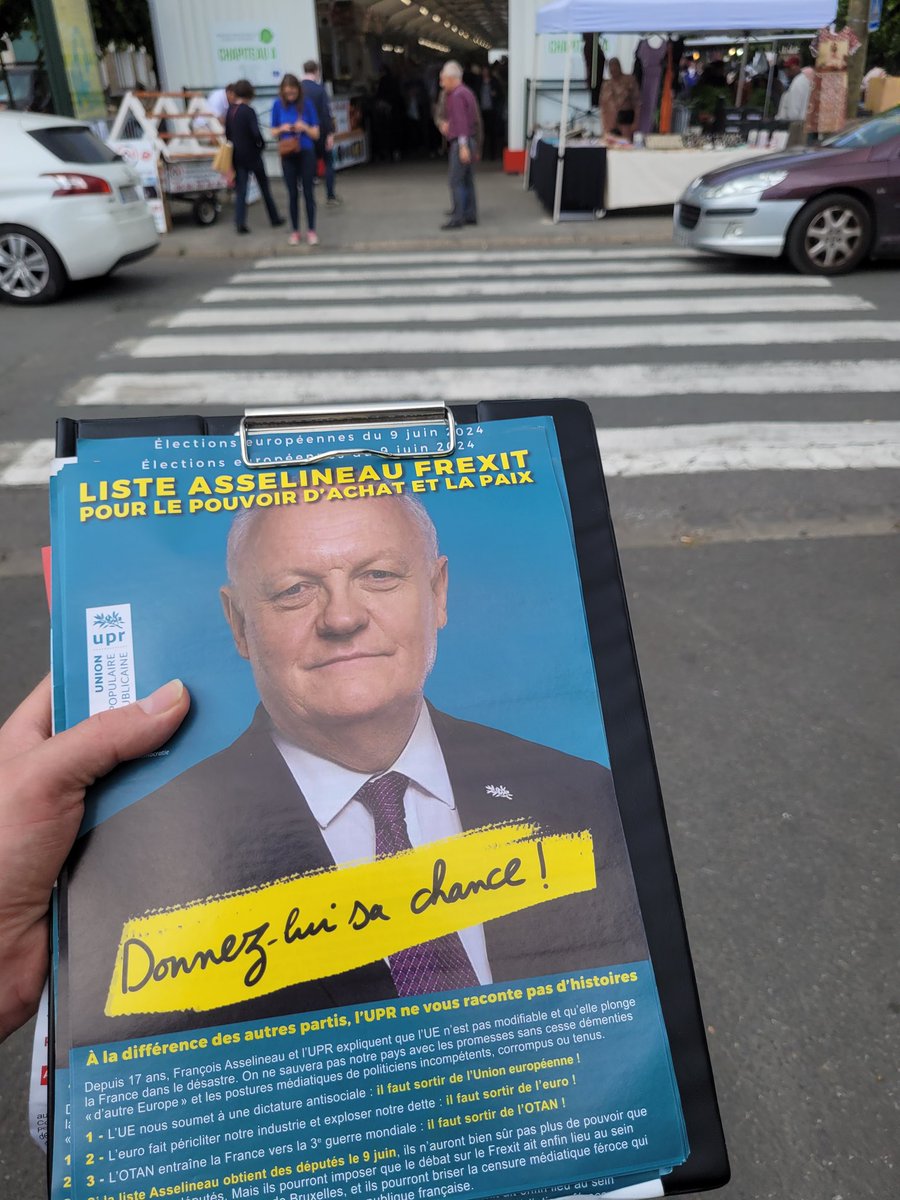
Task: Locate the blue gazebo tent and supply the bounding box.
[531,0,838,220]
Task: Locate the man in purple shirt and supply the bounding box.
[438,60,478,229]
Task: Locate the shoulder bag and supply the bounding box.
[211,139,233,175]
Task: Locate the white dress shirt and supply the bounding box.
[777,73,812,122]
[207,88,229,121]
[272,705,492,984]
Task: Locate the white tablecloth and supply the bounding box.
[604,148,767,210]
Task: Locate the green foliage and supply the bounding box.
[1,1,153,50]
[89,0,152,50]
[837,0,900,71]
[0,0,36,42]
[869,0,900,72]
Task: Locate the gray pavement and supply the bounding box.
[158,160,673,256]
[0,227,897,1200]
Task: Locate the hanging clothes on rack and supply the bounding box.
[805,26,861,136]
[600,58,640,141]
[636,36,667,134]
[658,43,675,134]
[582,33,605,109]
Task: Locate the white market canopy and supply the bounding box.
[535,0,837,34]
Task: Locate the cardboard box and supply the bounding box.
[866,75,900,114]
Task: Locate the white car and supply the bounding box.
[0,110,159,304]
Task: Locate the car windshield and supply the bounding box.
[26,125,120,163]
[822,109,900,148]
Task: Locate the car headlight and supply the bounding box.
[698,170,788,200]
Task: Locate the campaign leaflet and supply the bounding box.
[50,416,688,1200]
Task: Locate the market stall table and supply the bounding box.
[532,136,607,215]
[603,146,768,210]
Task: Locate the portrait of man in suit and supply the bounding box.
[64,490,648,1049]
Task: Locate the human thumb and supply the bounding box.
[35,679,190,797]
[0,679,190,935]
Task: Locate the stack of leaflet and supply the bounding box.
[43,401,729,1200]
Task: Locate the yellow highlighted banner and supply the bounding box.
[105,822,596,1016]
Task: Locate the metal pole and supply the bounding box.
[524,32,540,189]
[552,44,573,224]
[0,55,16,111]
[844,0,871,120]
[32,0,75,116]
[763,42,775,120]
[737,34,750,106]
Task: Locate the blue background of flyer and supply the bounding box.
[53,419,612,829]
[67,968,687,1200]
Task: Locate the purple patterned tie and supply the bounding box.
[354,771,479,996]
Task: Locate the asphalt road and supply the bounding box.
[0,247,897,1200]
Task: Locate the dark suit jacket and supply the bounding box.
[301,77,334,143]
[63,706,647,1051]
[224,102,265,169]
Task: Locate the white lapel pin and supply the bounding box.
[485,784,513,800]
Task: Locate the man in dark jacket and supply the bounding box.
[224,78,284,233]
[302,59,340,205]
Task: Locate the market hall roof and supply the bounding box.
[355,0,507,53]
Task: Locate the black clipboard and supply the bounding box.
[52,399,729,1197]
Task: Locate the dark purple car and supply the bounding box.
[675,108,900,274]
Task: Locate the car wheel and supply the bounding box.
[193,195,220,226]
[787,193,871,276]
[0,225,67,304]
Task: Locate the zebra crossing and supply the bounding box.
[5,246,900,484]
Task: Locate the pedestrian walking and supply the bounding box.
[301,60,341,206]
[271,73,321,246]
[437,61,479,230]
[225,79,285,235]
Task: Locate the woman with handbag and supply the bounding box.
[224,79,285,235]
[271,74,321,246]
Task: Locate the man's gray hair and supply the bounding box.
[442,60,463,79]
[225,493,440,587]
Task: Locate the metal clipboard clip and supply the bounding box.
[239,403,457,468]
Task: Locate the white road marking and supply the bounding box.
[165,291,878,328]
[164,293,873,328]
[252,247,699,268]
[0,439,57,486]
[200,273,833,303]
[233,260,712,284]
[8,426,899,489]
[69,360,900,407]
[598,422,900,475]
[128,321,900,360]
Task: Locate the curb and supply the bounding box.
[153,215,676,259]
[154,228,675,259]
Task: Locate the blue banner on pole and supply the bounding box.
[869,0,883,33]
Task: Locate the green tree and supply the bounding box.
[88,0,152,50]
[836,0,900,71]
[1,1,153,48]
[868,0,900,72]
[0,0,36,42]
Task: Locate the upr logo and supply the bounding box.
[93,611,124,630]
[92,611,125,645]
[260,28,274,44]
